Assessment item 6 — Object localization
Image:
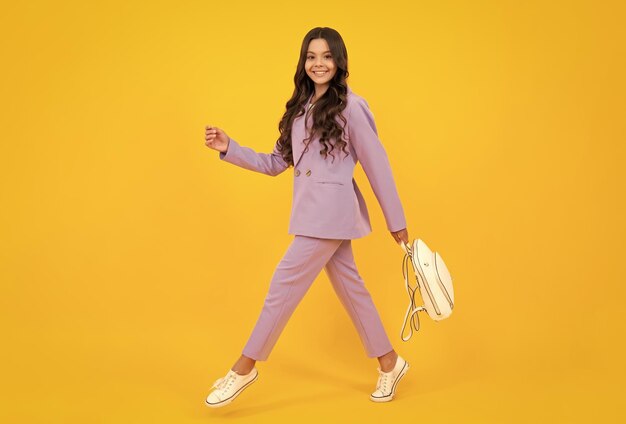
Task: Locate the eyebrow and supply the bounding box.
[307,51,331,54]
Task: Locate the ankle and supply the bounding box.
[232,367,253,376]
[380,352,398,372]
[232,356,256,375]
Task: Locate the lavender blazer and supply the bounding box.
[218,85,407,239]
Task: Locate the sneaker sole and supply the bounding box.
[369,361,410,402]
[205,370,259,408]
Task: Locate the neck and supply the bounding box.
[311,85,329,104]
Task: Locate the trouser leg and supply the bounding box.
[242,235,342,361]
[324,239,394,358]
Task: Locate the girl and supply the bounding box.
[204,27,410,407]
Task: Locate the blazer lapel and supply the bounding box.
[292,86,352,168]
[292,91,313,168]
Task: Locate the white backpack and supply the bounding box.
[398,239,454,341]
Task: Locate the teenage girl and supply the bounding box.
[204,27,410,407]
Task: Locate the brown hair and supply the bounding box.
[275,27,351,166]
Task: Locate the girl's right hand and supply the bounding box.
[391,228,409,246]
[205,125,230,153]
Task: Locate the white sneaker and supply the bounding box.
[205,368,259,408]
[369,355,410,402]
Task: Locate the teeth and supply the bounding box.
[314,71,327,76]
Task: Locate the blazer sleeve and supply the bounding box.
[348,97,407,232]
[218,136,290,176]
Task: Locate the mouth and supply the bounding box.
[312,70,328,77]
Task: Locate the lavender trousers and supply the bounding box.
[241,235,394,361]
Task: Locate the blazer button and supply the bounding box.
[305,169,311,176]
[295,169,300,176]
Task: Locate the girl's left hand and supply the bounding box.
[390,228,409,246]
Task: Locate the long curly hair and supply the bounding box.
[275,27,351,166]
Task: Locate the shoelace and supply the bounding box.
[212,371,237,392]
[375,368,393,394]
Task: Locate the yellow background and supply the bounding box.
[1,0,624,422]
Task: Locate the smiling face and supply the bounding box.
[305,38,337,89]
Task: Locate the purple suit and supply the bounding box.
[219,85,407,239]
[216,85,403,361]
